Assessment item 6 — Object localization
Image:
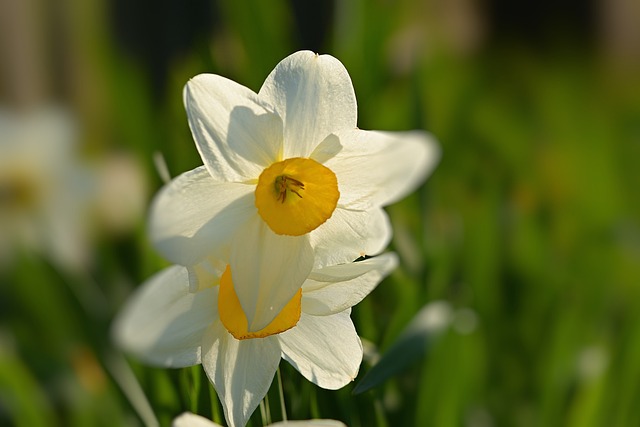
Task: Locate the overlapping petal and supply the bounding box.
[302,253,398,316]
[310,208,391,268]
[185,74,283,181]
[321,129,440,210]
[230,216,314,332]
[112,266,217,367]
[149,166,255,265]
[172,412,346,427]
[361,208,393,257]
[280,310,362,390]
[202,322,281,427]
[259,51,357,159]
[187,256,227,292]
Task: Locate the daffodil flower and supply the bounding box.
[0,108,91,269]
[113,254,397,427]
[173,411,346,427]
[150,51,439,332]
[0,108,147,270]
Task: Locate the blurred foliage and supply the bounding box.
[1,0,639,426]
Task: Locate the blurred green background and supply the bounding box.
[1,0,639,426]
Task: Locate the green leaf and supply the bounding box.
[0,347,53,427]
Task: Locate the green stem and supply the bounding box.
[277,367,287,421]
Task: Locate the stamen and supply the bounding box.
[275,175,305,203]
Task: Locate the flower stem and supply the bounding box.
[277,367,287,421]
[105,351,159,427]
[260,394,272,425]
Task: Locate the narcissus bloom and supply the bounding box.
[0,108,147,271]
[113,254,397,427]
[150,51,439,332]
[173,411,346,427]
[0,108,92,270]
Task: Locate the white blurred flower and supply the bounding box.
[577,345,609,381]
[173,411,346,427]
[0,108,92,269]
[0,107,147,270]
[93,153,147,234]
[151,50,439,332]
[113,254,397,427]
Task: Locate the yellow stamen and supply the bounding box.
[255,157,339,236]
[218,265,301,340]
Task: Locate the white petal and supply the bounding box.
[149,166,256,265]
[362,208,393,256]
[302,253,398,316]
[173,412,221,427]
[270,421,346,427]
[310,208,391,268]
[112,266,216,368]
[187,257,227,292]
[230,216,314,331]
[41,177,92,270]
[185,74,283,181]
[202,322,281,427]
[258,51,357,158]
[321,129,440,209]
[173,413,346,427]
[280,311,362,390]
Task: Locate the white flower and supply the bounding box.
[0,108,92,269]
[150,50,439,332]
[93,153,147,234]
[173,411,346,427]
[113,253,397,427]
[0,107,147,270]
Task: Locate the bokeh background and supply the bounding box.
[1,0,640,426]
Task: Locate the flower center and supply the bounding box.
[0,173,40,213]
[218,265,301,340]
[255,157,339,236]
[274,175,304,203]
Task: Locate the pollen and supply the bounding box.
[218,265,301,340]
[255,157,339,236]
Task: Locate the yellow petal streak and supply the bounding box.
[255,157,339,236]
[218,265,302,340]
